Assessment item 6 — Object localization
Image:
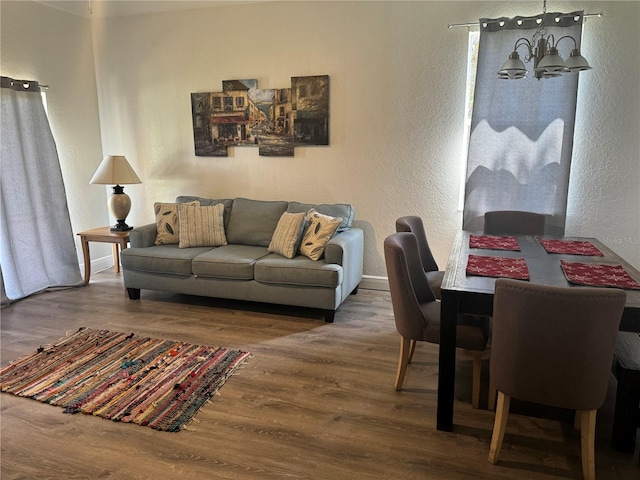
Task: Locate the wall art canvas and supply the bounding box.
[191,75,329,157]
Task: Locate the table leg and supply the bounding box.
[437,289,459,431]
[112,244,120,273]
[80,236,90,284]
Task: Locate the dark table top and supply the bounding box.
[441,231,640,332]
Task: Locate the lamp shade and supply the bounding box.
[565,49,592,71]
[536,47,567,73]
[498,51,527,79]
[90,155,141,185]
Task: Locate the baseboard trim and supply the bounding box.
[360,275,389,291]
[79,255,115,278]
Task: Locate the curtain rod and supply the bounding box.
[448,12,602,29]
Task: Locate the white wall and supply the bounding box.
[1,0,111,268]
[3,1,639,278]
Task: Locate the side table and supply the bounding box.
[77,227,130,284]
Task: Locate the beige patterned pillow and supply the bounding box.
[178,203,227,248]
[154,201,199,245]
[299,209,342,261]
[268,212,305,259]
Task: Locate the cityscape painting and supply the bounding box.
[191,75,329,157]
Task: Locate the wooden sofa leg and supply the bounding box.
[127,288,141,300]
[324,310,335,323]
[350,285,359,295]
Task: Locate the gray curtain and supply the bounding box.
[1,76,83,303]
[462,12,584,235]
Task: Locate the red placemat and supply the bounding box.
[469,235,520,251]
[560,260,640,290]
[466,255,529,280]
[539,239,603,256]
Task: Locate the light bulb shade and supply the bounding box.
[90,155,142,185]
[498,52,527,79]
[565,49,591,71]
[537,48,567,73]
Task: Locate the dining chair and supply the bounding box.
[488,279,626,480]
[483,210,546,235]
[384,232,490,408]
[395,216,444,299]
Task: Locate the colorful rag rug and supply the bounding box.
[560,261,640,290]
[466,254,530,280]
[540,239,603,256]
[469,235,520,251]
[0,328,251,432]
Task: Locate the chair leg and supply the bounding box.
[579,409,597,480]
[489,391,510,465]
[408,339,417,364]
[394,336,412,391]
[574,410,582,430]
[471,351,482,409]
[488,379,497,411]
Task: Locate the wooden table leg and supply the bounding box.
[112,244,120,273]
[437,289,458,431]
[80,236,90,284]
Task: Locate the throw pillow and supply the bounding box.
[154,201,199,245]
[268,212,306,259]
[299,209,342,261]
[178,203,227,248]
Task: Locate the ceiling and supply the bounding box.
[35,1,269,19]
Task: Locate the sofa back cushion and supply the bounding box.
[226,198,288,247]
[286,201,354,233]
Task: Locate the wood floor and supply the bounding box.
[1,270,638,479]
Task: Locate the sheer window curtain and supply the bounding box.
[1,76,83,305]
[462,12,584,236]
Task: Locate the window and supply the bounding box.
[458,30,479,210]
[236,97,244,108]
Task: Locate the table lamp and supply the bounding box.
[90,155,142,231]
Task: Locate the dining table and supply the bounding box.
[436,231,640,432]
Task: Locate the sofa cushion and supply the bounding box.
[268,212,306,259]
[192,245,269,280]
[176,196,234,229]
[121,245,212,276]
[178,203,227,248]
[154,201,199,245]
[286,201,354,233]
[299,209,342,261]
[226,198,288,247]
[255,254,342,288]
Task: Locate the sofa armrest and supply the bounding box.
[324,228,364,297]
[129,223,157,248]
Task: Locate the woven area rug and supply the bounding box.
[0,327,251,432]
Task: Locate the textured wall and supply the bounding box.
[3,1,638,277]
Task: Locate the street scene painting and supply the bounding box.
[191,75,329,157]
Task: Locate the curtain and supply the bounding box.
[462,11,584,235]
[1,76,83,303]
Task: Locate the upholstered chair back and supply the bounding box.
[491,278,626,410]
[484,210,545,235]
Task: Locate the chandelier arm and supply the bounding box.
[554,35,579,49]
[513,37,534,56]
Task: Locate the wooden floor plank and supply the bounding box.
[1,270,638,479]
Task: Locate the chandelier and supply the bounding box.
[498,1,591,80]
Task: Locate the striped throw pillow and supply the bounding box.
[178,203,227,248]
[268,212,305,259]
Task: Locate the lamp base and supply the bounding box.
[110,220,133,232]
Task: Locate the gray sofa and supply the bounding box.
[121,196,364,322]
